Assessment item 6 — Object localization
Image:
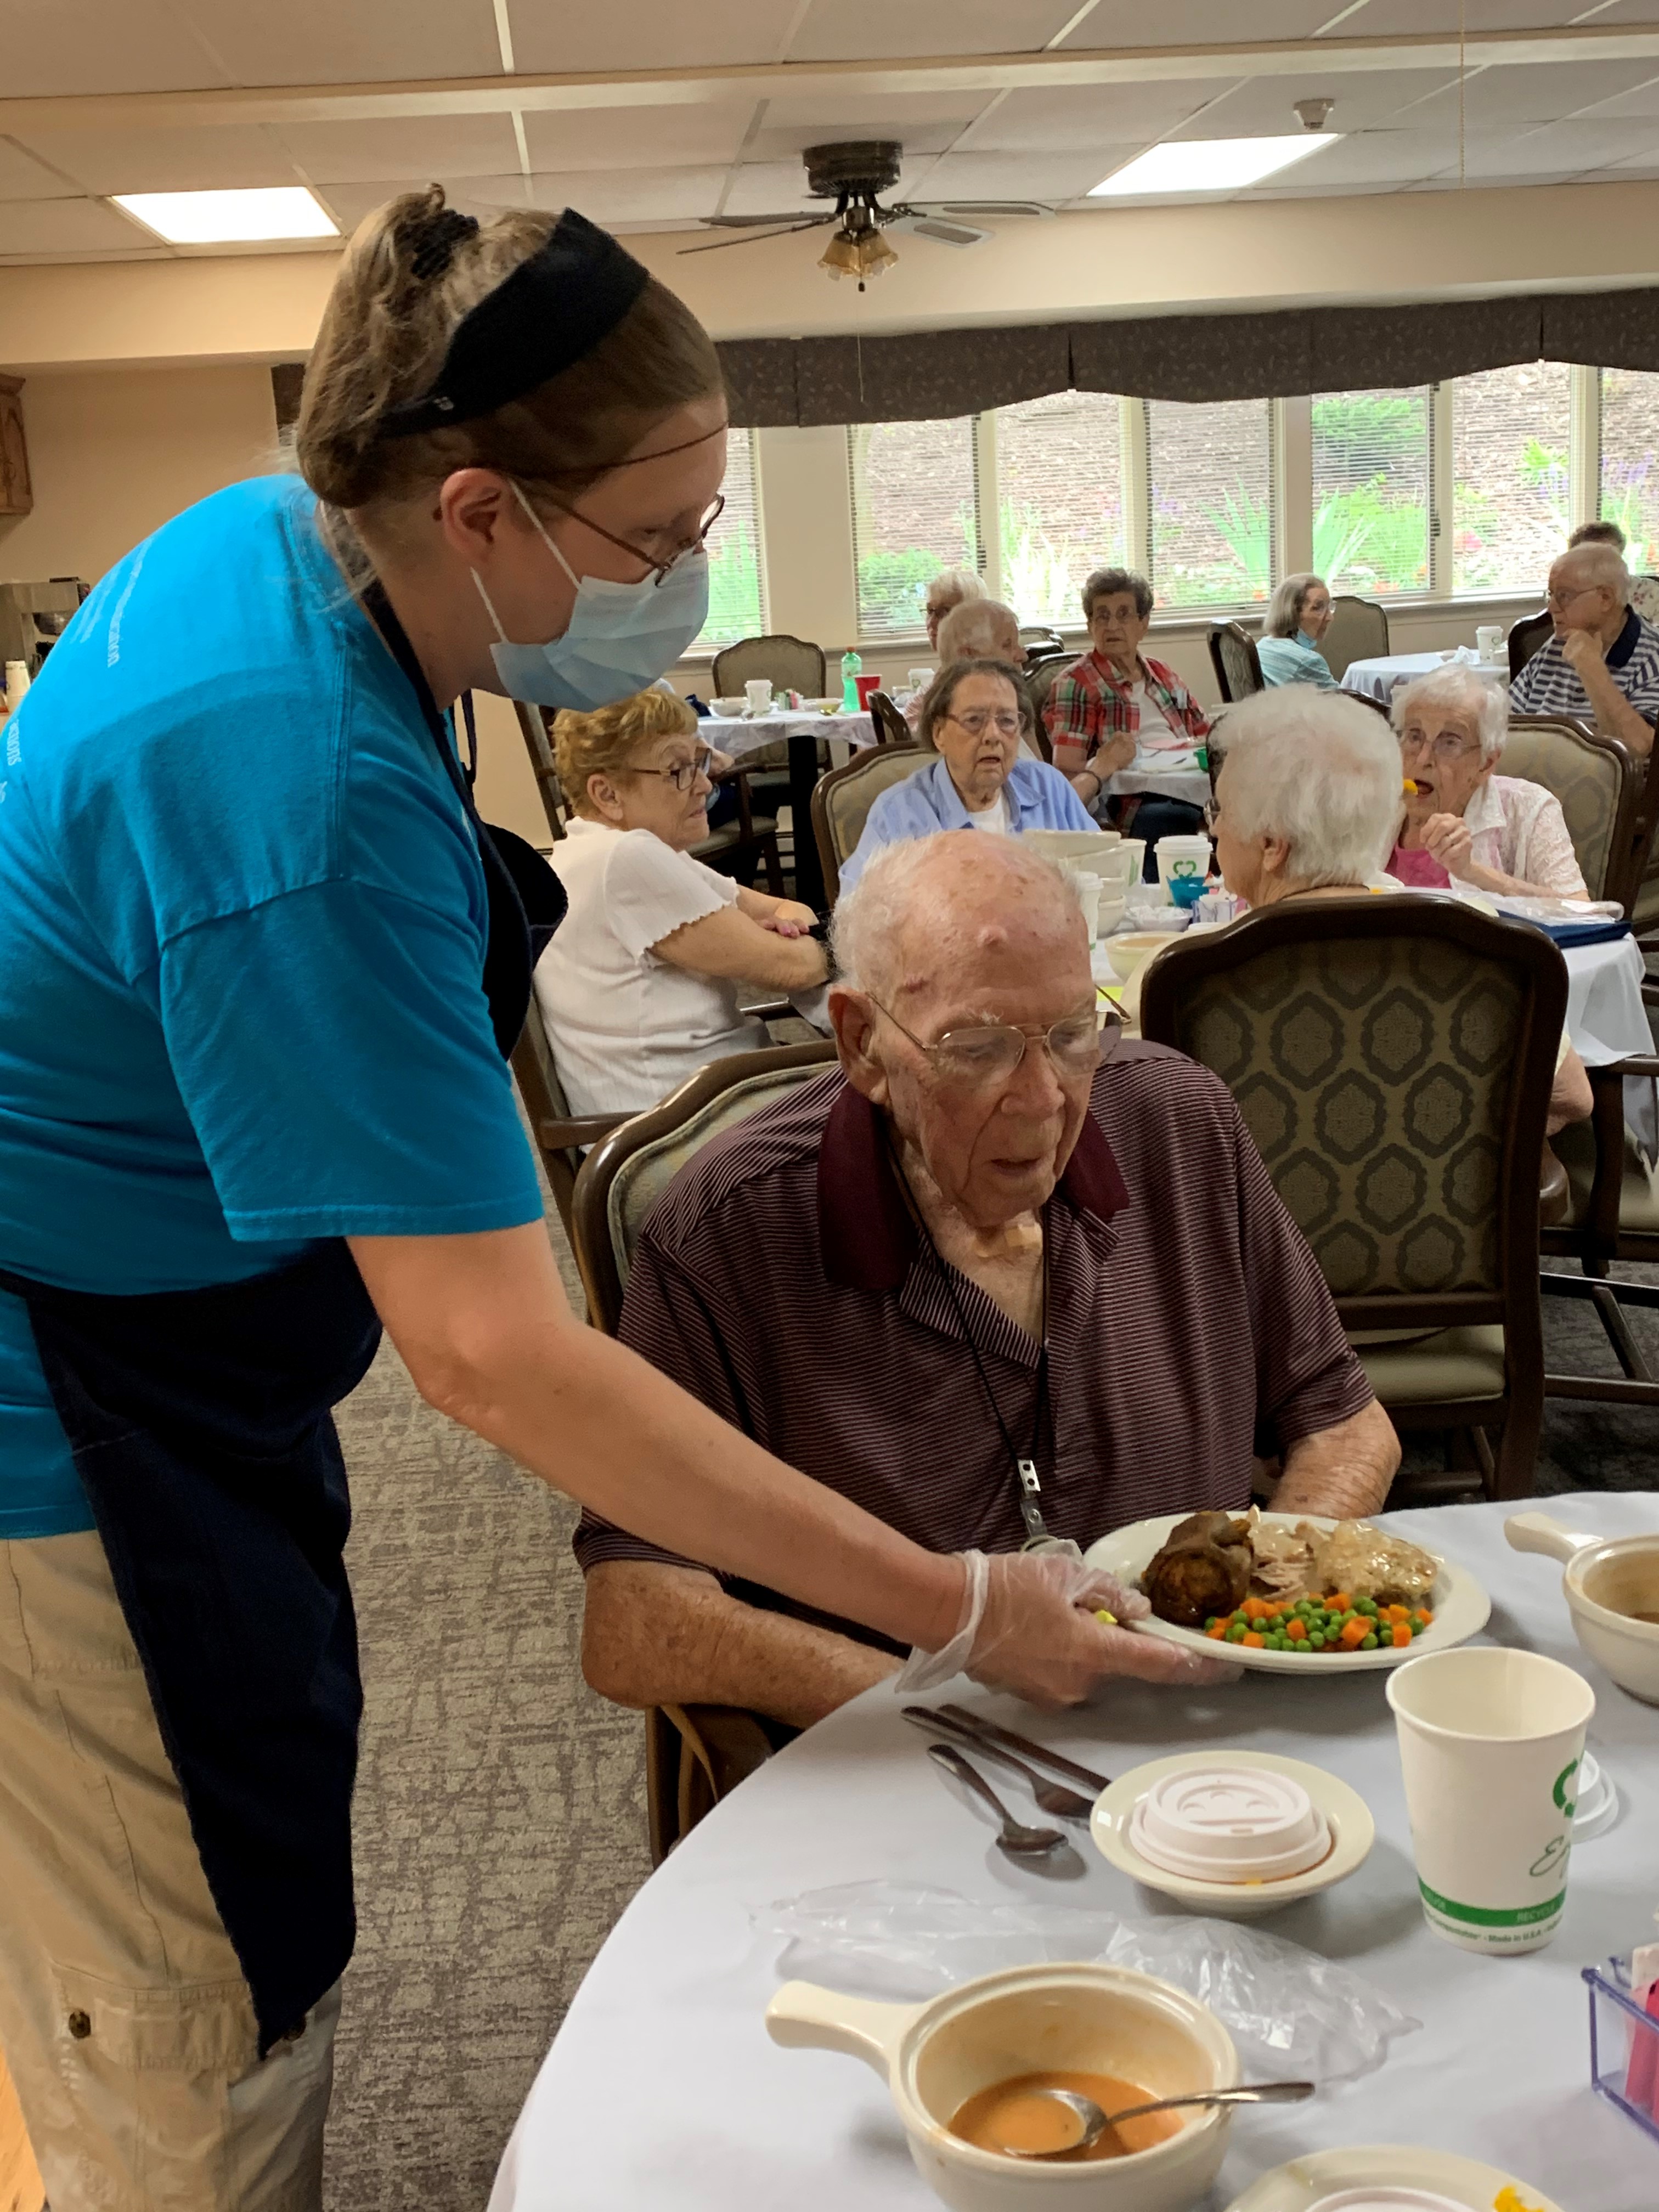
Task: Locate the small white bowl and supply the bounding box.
[711,695,747,716]
[1092,1752,1374,1918]
[1506,1511,1659,1705]
[1107,932,1182,984]
[1223,2146,1565,2212]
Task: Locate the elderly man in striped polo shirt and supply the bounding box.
[1509,540,1659,757]
[577,837,1400,1731]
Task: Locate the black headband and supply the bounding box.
[377,207,652,441]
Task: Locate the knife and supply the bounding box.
[928,1702,1111,1792]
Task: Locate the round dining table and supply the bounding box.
[1340,652,1508,705]
[489,1493,1656,2212]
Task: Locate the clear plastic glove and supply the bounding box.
[895,1549,1242,1709]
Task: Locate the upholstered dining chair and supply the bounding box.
[867,689,911,748]
[711,633,827,699]
[1541,1051,1659,1410]
[509,996,628,1248]
[1319,595,1390,682]
[1207,621,1264,704]
[810,743,928,906]
[512,698,785,893]
[1139,896,1567,1502]
[1500,714,1642,910]
[572,1039,839,1861]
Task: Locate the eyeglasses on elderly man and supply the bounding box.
[575,831,1400,1736]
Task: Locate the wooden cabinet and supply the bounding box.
[0,377,31,518]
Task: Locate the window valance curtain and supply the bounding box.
[715,286,1659,427]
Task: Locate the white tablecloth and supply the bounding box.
[490,1494,1658,2212]
[1340,652,1508,704]
[1564,933,1650,1068]
[1103,747,1211,808]
[704,709,877,762]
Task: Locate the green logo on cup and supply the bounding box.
[1419,1881,1565,1928]
[1551,1758,1579,1820]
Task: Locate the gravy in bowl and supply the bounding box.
[950,2070,1181,2161]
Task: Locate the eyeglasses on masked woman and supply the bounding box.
[545,492,726,587]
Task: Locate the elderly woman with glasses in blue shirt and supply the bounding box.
[838,657,1095,893]
[1257,573,1339,690]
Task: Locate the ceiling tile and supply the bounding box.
[0,137,81,203]
[0,0,228,96]
[1064,0,1335,43]
[312,176,528,233]
[960,81,1243,153]
[523,168,730,223]
[275,116,520,185]
[747,92,992,161]
[1245,126,1462,187]
[786,0,1084,61]
[914,150,1134,202]
[168,0,501,88]
[16,126,302,196]
[508,0,803,72]
[1328,1,1594,27]
[521,105,755,175]
[1404,58,1659,125]
[1166,69,1463,139]
[0,197,163,253]
[1425,116,1659,171]
[1569,70,1659,120]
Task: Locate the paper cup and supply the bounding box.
[1387,1648,1594,1955]
[1073,871,1102,945]
[1476,625,1504,661]
[908,667,933,693]
[745,678,773,713]
[1155,835,1212,900]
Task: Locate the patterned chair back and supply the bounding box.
[1024,653,1072,731]
[1321,595,1390,682]
[1207,622,1263,703]
[711,633,827,699]
[810,744,929,905]
[1139,897,1565,1328]
[572,1042,838,1334]
[1500,715,1639,909]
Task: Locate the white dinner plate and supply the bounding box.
[1082,1513,1491,1676]
[1090,1750,1374,1917]
[1224,2142,1564,2212]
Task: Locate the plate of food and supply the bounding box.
[1223,2142,1563,2212]
[1084,1509,1489,1674]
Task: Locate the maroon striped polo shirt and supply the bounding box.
[573,1043,1375,1649]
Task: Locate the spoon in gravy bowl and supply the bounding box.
[991,2078,1316,2159]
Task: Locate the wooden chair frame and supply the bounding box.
[509,998,627,1248]
[1508,606,1553,682]
[866,689,911,748]
[1140,896,1567,1500]
[572,1037,838,1336]
[1540,1052,1659,1408]
[810,743,928,909]
[1207,620,1264,703]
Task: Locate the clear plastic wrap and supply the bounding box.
[757,1880,1419,2085]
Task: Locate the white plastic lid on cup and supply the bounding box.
[1306,2192,1471,2212]
[1128,1766,1331,1884]
[1574,1749,1618,1841]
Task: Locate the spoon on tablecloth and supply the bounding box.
[924,1743,1066,1859]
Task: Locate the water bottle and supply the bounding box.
[840,648,862,712]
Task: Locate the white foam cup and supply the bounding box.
[745,678,773,713]
[1155,833,1212,898]
[1387,1647,1594,1955]
[1073,871,1102,945]
[1476,624,1504,661]
[908,666,933,693]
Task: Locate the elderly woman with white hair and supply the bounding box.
[923,564,986,653]
[905,594,1028,732]
[1389,665,1586,898]
[1206,689,1591,1130]
[1256,573,1338,690]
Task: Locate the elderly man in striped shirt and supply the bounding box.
[1509,540,1659,758]
[577,837,1400,1731]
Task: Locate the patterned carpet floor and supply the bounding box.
[321,1226,1659,2210]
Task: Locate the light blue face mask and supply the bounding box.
[472,482,709,710]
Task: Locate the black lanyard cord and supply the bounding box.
[886,1138,1056,1547]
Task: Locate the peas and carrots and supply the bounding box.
[1201,1589,1434,1655]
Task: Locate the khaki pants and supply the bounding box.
[0,1531,338,2210]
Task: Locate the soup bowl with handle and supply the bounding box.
[766,1961,1239,2212]
[1505,1511,1659,1703]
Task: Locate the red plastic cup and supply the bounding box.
[854,674,883,712]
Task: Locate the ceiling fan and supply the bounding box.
[680,141,1052,288]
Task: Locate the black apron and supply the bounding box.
[1,590,565,2051]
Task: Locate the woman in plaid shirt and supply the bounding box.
[1043,566,1211,874]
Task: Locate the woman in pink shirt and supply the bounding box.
[1389,666,1587,898]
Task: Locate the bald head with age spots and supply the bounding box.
[828,835,1099,1232]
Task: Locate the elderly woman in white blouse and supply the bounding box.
[533,687,827,1116]
[1387,665,1587,898]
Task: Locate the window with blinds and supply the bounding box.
[1311,386,1432,596]
[1601,368,1659,574]
[696,427,767,649]
[1451,363,1569,596]
[849,416,984,639]
[994,391,1127,626]
[1145,398,1272,611]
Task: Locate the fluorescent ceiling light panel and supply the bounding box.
[1089,135,1339,197]
[112,187,338,244]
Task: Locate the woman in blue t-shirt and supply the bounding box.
[0,190,1178,2203]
